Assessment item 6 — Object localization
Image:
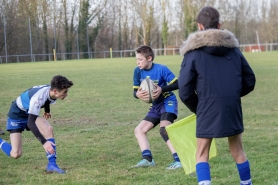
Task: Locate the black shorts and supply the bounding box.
[143,112,176,127]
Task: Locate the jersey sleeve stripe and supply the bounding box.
[168,77,178,84]
[16,97,27,111]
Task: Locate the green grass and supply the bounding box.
[0,52,278,184]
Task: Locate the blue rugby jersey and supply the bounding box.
[7,85,56,120]
[133,63,177,104]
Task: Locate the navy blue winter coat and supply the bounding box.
[178,29,256,138]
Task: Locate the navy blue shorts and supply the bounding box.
[6,117,28,132]
[144,96,178,127]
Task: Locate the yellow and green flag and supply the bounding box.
[166,114,217,175]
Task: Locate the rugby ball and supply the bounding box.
[139,77,156,103]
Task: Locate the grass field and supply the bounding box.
[0,52,278,185]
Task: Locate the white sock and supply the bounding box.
[240,179,252,185]
[199,180,211,185]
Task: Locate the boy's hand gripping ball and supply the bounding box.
[139,76,156,103]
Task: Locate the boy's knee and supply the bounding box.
[48,125,54,133]
[10,151,22,159]
[134,126,145,135]
[134,127,140,135]
[43,125,54,137]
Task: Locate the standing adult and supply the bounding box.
[178,7,255,185]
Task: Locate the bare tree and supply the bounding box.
[122,1,130,53]
[260,0,278,44]
[160,0,168,54]
[175,0,198,40]
[131,0,155,46]
[78,0,107,58]
[41,0,51,59]
[267,0,278,43]
[61,0,78,59]
[1,0,278,62]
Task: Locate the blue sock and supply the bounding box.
[0,138,12,157]
[237,160,252,185]
[46,138,56,163]
[173,153,180,162]
[142,149,152,162]
[196,162,211,184]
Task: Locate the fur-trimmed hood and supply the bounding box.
[179,29,239,56]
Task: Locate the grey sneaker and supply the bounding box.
[131,159,156,168]
[166,161,183,170]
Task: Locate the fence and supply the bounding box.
[0,43,278,64]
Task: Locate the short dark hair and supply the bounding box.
[50,75,73,91]
[196,6,220,29]
[135,45,155,61]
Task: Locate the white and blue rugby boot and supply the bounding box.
[131,159,156,168]
[166,161,183,170]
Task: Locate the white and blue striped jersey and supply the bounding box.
[7,85,56,120]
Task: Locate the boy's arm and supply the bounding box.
[133,88,149,102]
[133,89,139,99]
[44,100,50,113]
[27,114,47,145]
[27,96,47,144]
[161,79,178,92]
[133,67,141,99]
[43,100,51,119]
